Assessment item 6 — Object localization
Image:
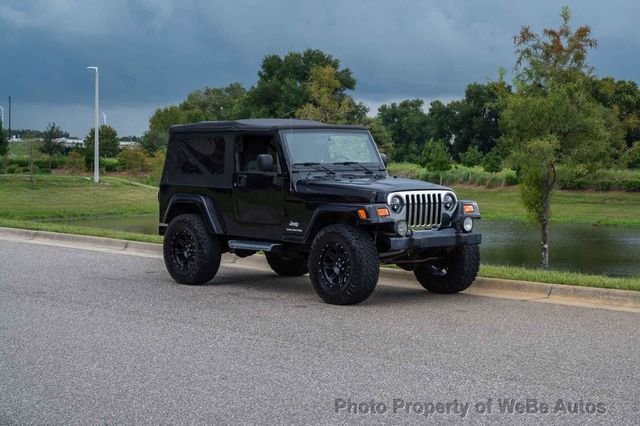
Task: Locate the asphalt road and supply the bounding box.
[1,239,639,425]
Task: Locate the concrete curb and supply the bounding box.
[1,226,638,311]
[0,227,160,257]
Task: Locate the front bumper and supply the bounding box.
[388,227,481,251]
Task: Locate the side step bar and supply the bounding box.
[228,240,283,252]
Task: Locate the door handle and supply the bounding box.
[236,174,247,188]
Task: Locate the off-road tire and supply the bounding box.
[414,244,480,294]
[163,214,221,285]
[308,224,379,305]
[265,252,308,276]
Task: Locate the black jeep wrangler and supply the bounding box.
[159,119,481,305]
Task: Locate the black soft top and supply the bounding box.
[170,119,368,133]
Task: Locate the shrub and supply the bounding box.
[420,140,451,172]
[481,149,503,173]
[460,146,483,167]
[147,150,166,185]
[6,165,17,174]
[66,151,84,173]
[117,146,150,174]
[504,170,519,185]
[386,162,423,179]
[100,158,121,172]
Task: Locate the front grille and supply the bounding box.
[388,190,450,230]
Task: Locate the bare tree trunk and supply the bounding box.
[540,216,550,270]
[540,169,555,270]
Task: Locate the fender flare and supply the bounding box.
[303,204,379,244]
[163,194,225,234]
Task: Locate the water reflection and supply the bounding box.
[476,220,640,277]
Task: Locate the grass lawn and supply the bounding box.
[0,174,158,220]
[8,139,44,157]
[455,186,640,227]
[479,264,640,292]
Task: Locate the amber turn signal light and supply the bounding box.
[357,209,367,219]
[376,207,390,217]
[463,204,475,213]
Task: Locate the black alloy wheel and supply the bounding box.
[320,242,351,293]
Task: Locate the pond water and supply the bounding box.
[44,215,640,277]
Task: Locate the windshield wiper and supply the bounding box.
[333,161,373,174]
[293,162,335,175]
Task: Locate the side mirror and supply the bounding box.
[380,153,388,166]
[256,154,273,172]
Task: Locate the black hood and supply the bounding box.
[293,173,451,203]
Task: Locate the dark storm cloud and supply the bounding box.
[1,0,638,136]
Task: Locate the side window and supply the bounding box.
[176,134,225,176]
[237,134,279,173]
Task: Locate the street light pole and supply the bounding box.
[87,67,99,183]
[7,96,11,140]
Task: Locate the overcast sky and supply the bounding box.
[1,0,638,137]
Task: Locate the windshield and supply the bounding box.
[281,130,382,166]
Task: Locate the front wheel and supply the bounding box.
[414,245,480,294]
[308,224,379,305]
[163,214,221,285]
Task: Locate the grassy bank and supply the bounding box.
[479,264,640,291]
[0,218,163,244]
[0,175,158,220]
[454,187,640,227]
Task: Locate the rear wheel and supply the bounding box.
[414,245,480,294]
[308,224,379,305]
[265,252,308,276]
[163,214,221,285]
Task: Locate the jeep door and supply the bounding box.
[232,133,286,232]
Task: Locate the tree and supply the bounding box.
[499,6,619,269]
[0,120,7,156]
[420,139,451,172]
[246,49,356,117]
[117,146,150,174]
[65,151,84,173]
[362,116,395,159]
[181,83,248,120]
[377,99,430,162]
[40,122,65,169]
[142,106,205,153]
[84,125,121,169]
[295,65,367,124]
[588,77,640,165]
[460,145,483,167]
[481,148,502,172]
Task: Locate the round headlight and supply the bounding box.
[395,220,408,236]
[463,217,474,232]
[443,193,455,211]
[389,195,404,213]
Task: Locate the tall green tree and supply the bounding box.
[141,106,205,153]
[377,99,430,162]
[246,49,356,117]
[588,77,640,164]
[180,82,248,121]
[295,65,367,124]
[84,125,121,169]
[499,6,619,269]
[40,122,65,169]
